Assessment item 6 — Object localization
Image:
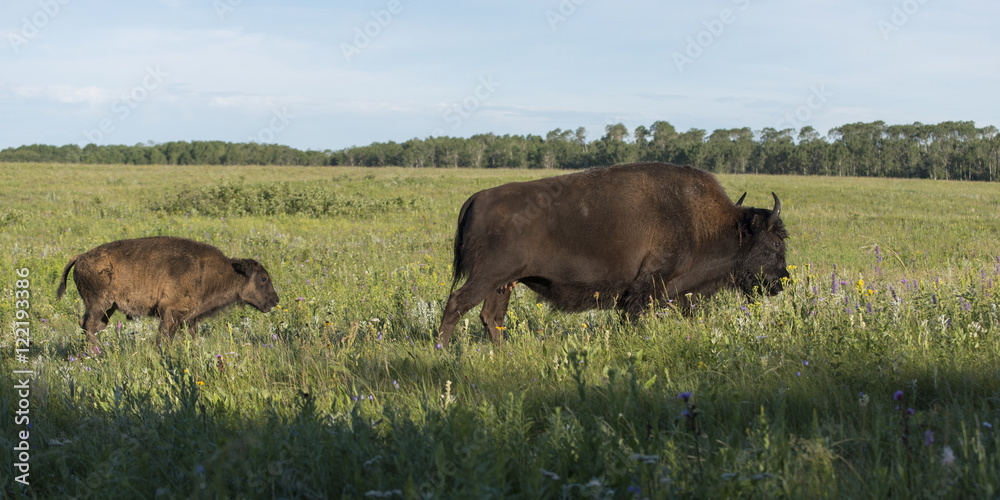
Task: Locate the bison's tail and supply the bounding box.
[56,255,78,300]
[450,194,477,292]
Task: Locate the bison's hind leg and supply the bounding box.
[438,280,501,348]
[80,303,116,346]
[479,285,514,344]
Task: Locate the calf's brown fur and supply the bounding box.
[57,236,279,345]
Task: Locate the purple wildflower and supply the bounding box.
[893,390,904,401]
[924,429,934,447]
[678,392,692,402]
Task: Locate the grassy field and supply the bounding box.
[1,163,999,499]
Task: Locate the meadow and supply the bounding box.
[1,163,999,499]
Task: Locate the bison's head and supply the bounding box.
[232,259,280,313]
[734,193,790,297]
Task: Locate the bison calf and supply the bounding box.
[56,236,279,345]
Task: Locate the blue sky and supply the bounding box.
[2,0,997,151]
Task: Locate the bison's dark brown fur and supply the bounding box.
[56,236,279,345]
[438,162,790,347]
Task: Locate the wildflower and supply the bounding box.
[196,464,205,475]
[924,429,934,447]
[984,421,993,429]
[678,392,692,402]
[197,380,205,386]
[392,380,399,389]
[435,343,442,349]
[796,371,801,377]
[893,390,904,401]
[802,360,809,366]
[941,446,956,467]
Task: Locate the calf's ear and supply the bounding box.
[231,259,252,276]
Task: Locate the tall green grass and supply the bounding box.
[1,163,998,498]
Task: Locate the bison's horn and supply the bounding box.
[735,192,746,206]
[768,192,781,227]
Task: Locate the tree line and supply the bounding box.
[3,120,998,181]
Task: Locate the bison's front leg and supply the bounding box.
[156,309,182,344]
[187,320,200,340]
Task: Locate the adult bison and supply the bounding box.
[56,236,279,345]
[437,162,790,347]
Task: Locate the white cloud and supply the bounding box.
[10,85,112,105]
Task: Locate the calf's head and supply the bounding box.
[734,193,790,296]
[232,259,280,312]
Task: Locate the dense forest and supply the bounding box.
[3,120,998,181]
